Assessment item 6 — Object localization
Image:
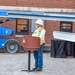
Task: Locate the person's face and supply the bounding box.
[36,24,41,28]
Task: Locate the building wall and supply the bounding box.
[0,0,75,8]
[0,0,75,45]
[45,20,60,44]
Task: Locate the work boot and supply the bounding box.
[32,67,37,71]
[35,68,42,71]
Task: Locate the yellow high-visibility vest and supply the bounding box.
[32,27,46,45]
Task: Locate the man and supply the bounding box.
[32,19,46,71]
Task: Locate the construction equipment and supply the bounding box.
[0,19,21,53]
[0,9,75,53]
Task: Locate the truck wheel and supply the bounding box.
[4,39,20,53]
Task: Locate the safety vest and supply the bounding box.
[32,27,46,45]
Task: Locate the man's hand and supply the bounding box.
[45,43,50,46]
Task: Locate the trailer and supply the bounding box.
[0,9,75,53]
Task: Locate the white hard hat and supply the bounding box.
[35,19,43,25]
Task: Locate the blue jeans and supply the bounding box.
[33,44,44,68]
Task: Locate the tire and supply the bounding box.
[4,39,21,53]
